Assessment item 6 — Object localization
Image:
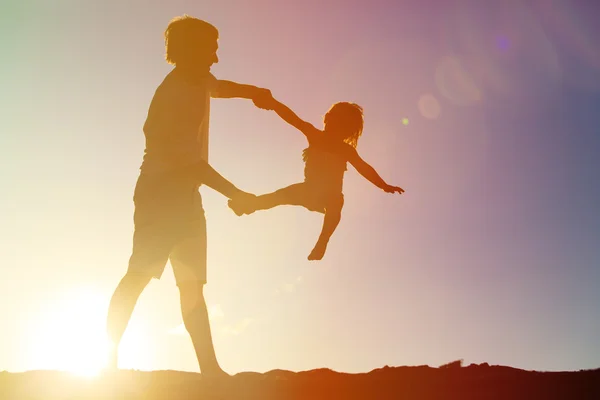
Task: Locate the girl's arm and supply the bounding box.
[269,98,320,138]
[347,149,405,194]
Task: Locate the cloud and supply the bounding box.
[222,318,254,336]
[168,304,224,335]
[168,324,187,336]
[208,304,224,320]
[282,283,296,293]
[274,276,303,295]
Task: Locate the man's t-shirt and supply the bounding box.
[140,70,217,175]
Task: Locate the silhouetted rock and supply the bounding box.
[1,364,599,399]
[439,359,463,369]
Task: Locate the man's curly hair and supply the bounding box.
[164,15,219,65]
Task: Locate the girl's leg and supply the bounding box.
[229,183,312,215]
[308,194,344,261]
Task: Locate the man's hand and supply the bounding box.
[252,88,275,110]
[384,184,405,194]
[228,190,257,216]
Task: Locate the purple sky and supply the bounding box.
[1,0,599,374]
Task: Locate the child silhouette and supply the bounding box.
[229,97,404,260]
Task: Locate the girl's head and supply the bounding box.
[164,15,219,69]
[323,102,364,148]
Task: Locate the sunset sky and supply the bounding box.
[1,0,599,375]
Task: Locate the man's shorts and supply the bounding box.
[127,170,207,286]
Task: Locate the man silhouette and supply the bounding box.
[105,15,272,378]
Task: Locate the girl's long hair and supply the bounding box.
[326,102,364,148]
[302,102,364,162]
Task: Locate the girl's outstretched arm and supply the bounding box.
[348,149,405,194]
[267,98,320,138]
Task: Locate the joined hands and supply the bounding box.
[252,88,276,110]
[229,190,257,216]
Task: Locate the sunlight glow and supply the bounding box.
[27,288,109,377]
[418,94,441,120]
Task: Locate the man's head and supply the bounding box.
[164,15,219,69]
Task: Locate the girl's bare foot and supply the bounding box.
[308,241,328,260]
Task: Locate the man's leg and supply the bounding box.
[106,213,172,369]
[178,278,225,377]
[308,194,344,261]
[229,182,315,215]
[171,239,226,377]
[169,204,227,377]
[105,272,153,369]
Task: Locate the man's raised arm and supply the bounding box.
[211,79,271,100]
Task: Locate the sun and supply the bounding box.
[27,288,111,377]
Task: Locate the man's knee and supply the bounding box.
[119,271,153,291]
[179,281,206,314]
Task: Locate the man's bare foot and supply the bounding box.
[308,241,328,261]
[201,368,232,385]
